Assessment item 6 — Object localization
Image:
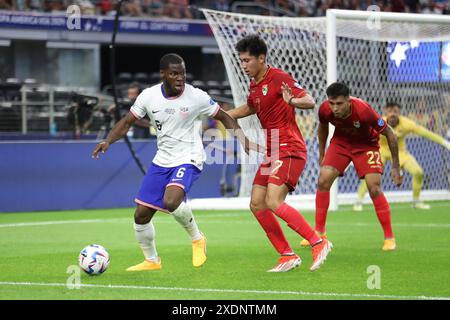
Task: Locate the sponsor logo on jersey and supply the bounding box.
[164,108,175,114]
[262,84,268,96]
[378,118,385,127]
[353,121,360,128]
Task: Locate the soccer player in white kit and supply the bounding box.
[92,53,257,271]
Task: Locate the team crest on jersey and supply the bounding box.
[378,118,385,127]
[353,121,360,128]
[180,107,189,118]
[294,82,303,89]
[262,85,268,96]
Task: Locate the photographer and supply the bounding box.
[67,93,99,139]
[108,82,152,139]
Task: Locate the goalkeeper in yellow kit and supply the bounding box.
[354,102,450,211]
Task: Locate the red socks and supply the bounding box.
[315,190,330,234]
[372,193,394,239]
[274,203,321,245]
[253,209,293,255]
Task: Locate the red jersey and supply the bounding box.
[318,97,387,153]
[247,66,307,158]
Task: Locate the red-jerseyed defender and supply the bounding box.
[228,35,332,272]
[300,82,403,251]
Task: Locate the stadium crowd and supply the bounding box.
[0,0,449,18]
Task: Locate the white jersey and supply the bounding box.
[130,83,220,170]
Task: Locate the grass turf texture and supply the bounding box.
[0,201,449,300]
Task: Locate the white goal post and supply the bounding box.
[191,9,450,211]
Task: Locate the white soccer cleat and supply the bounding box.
[412,202,431,210]
[267,254,302,272]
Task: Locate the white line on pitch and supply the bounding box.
[1,218,450,228]
[0,281,448,300]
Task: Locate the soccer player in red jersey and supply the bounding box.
[228,35,332,272]
[301,82,403,251]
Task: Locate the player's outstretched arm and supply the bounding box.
[214,107,263,154]
[226,104,256,120]
[92,112,138,159]
[281,82,315,110]
[317,122,329,164]
[412,123,450,150]
[381,125,403,186]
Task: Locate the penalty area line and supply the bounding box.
[0,281,448,300]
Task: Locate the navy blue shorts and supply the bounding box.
[135,163,201,212]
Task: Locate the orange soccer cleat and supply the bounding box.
[126,257,162,271]
[382,238,396,251]
[267,254,302,272]
[192,233,207,268]
[300,232,327,247]
[310,239,333,272]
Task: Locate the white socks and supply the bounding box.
[134,222,158,262]
[171,201,202,241]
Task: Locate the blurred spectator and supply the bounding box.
[97,0,114,15]
[122,0,143,16]
[406,0,420,12]
[0,0,12,10]
[29,0,43,11]
[76,0,96,15]
[143,0,164,17]
[43,0,65,13]
[165,0,193,19]
[13,0,28,10]
[214,0,230,11]
[1,0,449,18]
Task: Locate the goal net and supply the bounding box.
[199,8,450,210]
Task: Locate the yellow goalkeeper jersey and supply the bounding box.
[379,116,447,154]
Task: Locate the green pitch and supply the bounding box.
[0,201,449,300]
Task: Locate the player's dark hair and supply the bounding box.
[235,35,268,57]
[326,82,350,98]
[160,53,184,70]
[128,82,141,94]
[385,101,401,109]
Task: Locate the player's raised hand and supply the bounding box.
[92,141,110,159]
[391,166,403,187]
[281,82,293,104]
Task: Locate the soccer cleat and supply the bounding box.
[412,202,431,210]
[382,238,396,251]
[267,254,302,272]
[126,257,161,271]
[353,203,363,212]
[300,232,327,247]
[310,239,332,272]
[192,233,207,268]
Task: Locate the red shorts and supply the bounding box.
[322,143,383,178]
[253,156,306,192]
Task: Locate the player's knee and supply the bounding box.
[413,168,424,180]
[134,206,152,224]
[163,197,182,213]
[317,177,332,191]
[264,195,282,212]
[250,200,265,213]
[368,185,382,199]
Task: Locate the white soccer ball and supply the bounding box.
[78,244,110,275]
